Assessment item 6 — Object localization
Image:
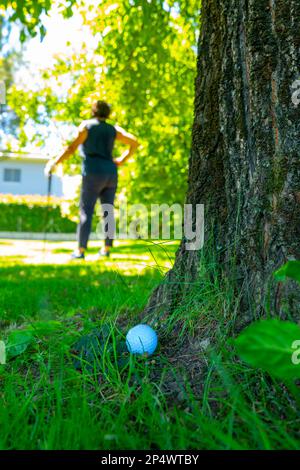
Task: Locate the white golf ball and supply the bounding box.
[126,324,158,355]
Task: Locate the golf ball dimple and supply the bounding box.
[126,324,158,355]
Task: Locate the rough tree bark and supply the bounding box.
[144,0,300,327]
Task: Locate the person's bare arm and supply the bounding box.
[114,126,138,166]
[45,127,88,175]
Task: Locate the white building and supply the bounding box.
[0,152,79,198]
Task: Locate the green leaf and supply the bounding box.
[27,320,62,336]
[6,330,35,359]
[234,319,300,381]
[274,261,300,284]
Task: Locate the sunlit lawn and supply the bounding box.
[1,239,192,450]
[1,239,299,450]
[0,239,177,325]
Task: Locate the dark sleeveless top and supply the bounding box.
[80,119,117,176]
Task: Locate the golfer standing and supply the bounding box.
[46,101,138,259]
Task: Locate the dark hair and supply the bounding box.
[92,100,111,119]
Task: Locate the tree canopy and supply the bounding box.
[1,0,76,40]
[6,0,199,206]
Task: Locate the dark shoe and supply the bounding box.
[70,252,85,260]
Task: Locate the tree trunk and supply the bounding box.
[144,0,300,327]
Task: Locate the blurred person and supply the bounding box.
[45,101,138,259]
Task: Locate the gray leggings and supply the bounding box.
[77,173,117,249]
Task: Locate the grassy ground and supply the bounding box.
[0,239,299,450]
[0,239,176,325]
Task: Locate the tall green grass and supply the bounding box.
[0,239,299,449]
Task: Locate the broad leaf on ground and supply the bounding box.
[6,330,35,359]
[234,319,300,381]
[274,261,300,284]
[27,320,62,335]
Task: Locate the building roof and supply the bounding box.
[0,150,50,163]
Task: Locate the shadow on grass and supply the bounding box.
[0,240,178,325]
[0,262,165,323]
[52,240,178,257]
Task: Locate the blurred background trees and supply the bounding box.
[0,15,21,146]
[3,0,199,207]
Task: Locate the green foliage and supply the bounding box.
[0,23,23,143]
[234,262,300,383]
[274,260,300,284]
[6,329,35,359]
[234,319,300,381]
[0,194,76,232]
[0,51,18,85]
[8,0,199,207]
[27,320,63,335]
[1,0,76,40]
[3,321,63,362]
